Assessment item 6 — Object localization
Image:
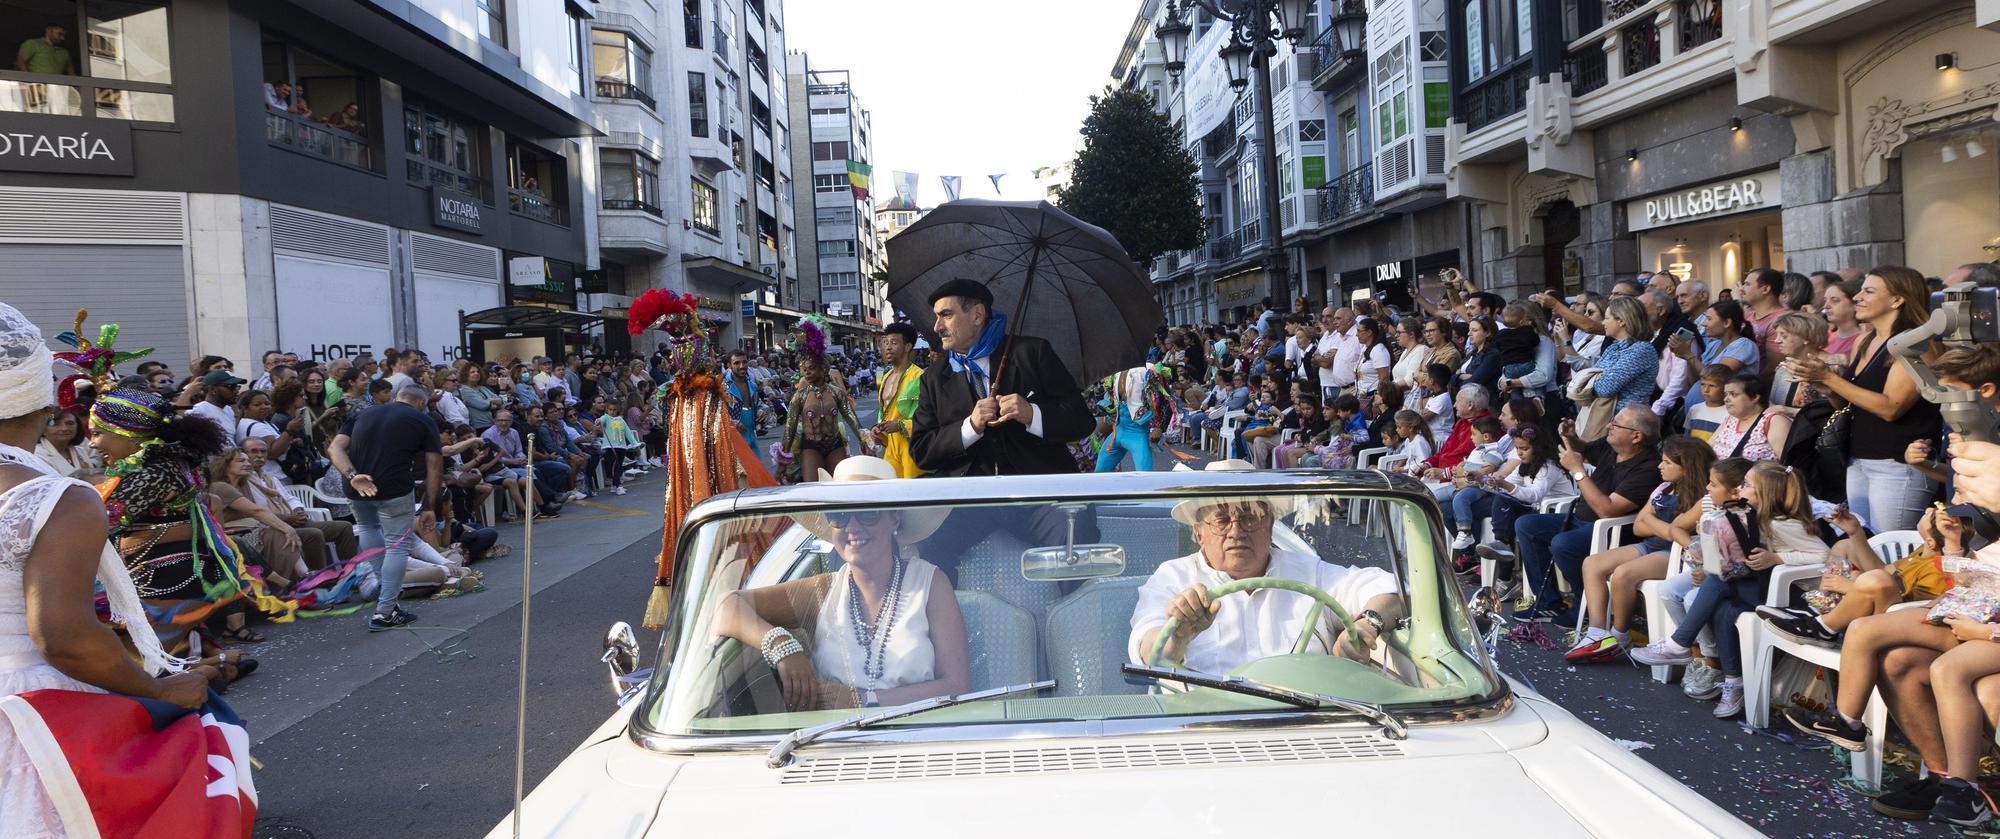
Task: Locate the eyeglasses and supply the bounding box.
[827,511,886,528]
[1608,422,1640,434]
[1197,509,1273,531]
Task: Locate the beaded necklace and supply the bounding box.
[846,557,905,682]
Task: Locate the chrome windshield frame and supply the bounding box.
[627,469,1512,753]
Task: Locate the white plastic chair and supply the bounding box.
[1739,530,1926,788]
[1476,493,1578,591]
[1639,542,1689,683]
[1350,447,1390,525]
[1215,409,1248,456]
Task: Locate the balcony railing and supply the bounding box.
[1206,230,1239,263]
[594,79,657,109]
[1563,47,1608,96]
[1317,161,1373,225]
[1457,60,1532,131]
[509,189,566,226]
[1307,0,1368,88]
[1622,15,1661,76]
[713,22,730,63]
[684,11,701,47]
[1677,0,1722,51]
[265,109,370,169]
[603,197,662,216]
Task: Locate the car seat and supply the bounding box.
[1094,507,1194,579]
[954,591,1039,691]
[1042,576,1149,697]
[953,528,1064,625]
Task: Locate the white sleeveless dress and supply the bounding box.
[0,473,104,839]
[811,558,938,691]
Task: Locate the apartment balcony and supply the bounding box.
[1308,0,1368,91]
[1315,162,1373,228]
[594,79,657,110]
[1456,59,1533,133]
[1557,0,1727,102]
[509,189,567,226]
[1206,230,1240,263]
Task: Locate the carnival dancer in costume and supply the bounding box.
[0,303,250,838]
[872,322,927,478]
[722,350,760,448]
[628,289,779,629]
[784,316,870,482]
[1094,363,1179,473]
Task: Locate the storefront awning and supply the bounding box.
[682,256,778,292]
[460,306,603,331]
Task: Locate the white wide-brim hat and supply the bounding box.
[1170,459,1301,526]
[800,456,948,545]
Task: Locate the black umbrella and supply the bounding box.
[886,199,1163,386]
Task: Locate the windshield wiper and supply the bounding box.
[765,679,1056,768]
[1121,663,1408,741]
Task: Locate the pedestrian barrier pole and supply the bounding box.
[512,433,535,839]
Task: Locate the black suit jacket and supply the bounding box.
[911,335,1094,476]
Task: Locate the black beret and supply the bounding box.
[927,277,994,308]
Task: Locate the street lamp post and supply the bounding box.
[1158,0,1311,316]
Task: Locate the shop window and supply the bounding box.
[261,33,375,170]
[601,148,661,215]
[0,0,173,121]
[405,98,490,202]
[687,71,708,138]
[592,29,654,108]
[690,177,719,234]
[506,139,567,226]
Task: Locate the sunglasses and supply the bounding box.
[827,511,886,528]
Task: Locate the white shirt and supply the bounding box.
[956,355,1045,449]
[811,559,940,690]
[1314,332,1341,389]
[1327,326,1362,388]
[436,390,469,426]
[190,400,235,435]
[1128,547,1398,673]
[1391,343,1430,387]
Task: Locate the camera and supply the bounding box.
[1892,281,2000,539]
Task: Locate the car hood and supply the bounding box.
[496,692,1758,838]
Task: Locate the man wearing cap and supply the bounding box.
[1129,462,1404,673]
[910,277,1093,477]
[188,369,245,434]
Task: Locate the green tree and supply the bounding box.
[1057,88,1205,266]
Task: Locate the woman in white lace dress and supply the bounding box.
[0,304,211,836]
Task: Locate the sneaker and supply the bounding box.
[1564,634,1626,664]
[610,485,628,495]
[1452,552,1481,577]
[1451,531,1476,551]
[1783,706,1869,752]
[1933,777,1995,827]
[1872,774,1944,819]
[1628,639,1695,667]
[1763,613,1843,649]
[1755,604,1818,623]
[1713,681,1744,718]
[1475,541,1516,564]
[1680,661,1723,700]
[367,607,418,632]
[1511,605,1564,623]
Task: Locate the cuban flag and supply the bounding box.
[0,689,256,839]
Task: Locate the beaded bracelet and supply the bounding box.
[760,627,803,667]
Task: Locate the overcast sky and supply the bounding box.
[784,0,1140,204]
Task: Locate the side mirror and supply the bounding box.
[1467,587,1503,650]
[602,621,642,705]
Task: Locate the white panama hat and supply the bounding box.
[800,456,948,544]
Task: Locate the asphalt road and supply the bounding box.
[244,427,1955,839]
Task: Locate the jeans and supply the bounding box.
[351,492,416,615]
[1447,487,1494,531]
[1846,457,1936,534]
[1659,572,1715,655]
[1670,574,1764,676]
[531,460,571,501]
[1516,512,1595,615]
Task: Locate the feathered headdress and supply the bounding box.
[789,314,830,363]
[53,310,153,409]
[629,289,716,375]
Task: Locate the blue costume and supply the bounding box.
[723,370,758,445]
[1094,365,1172,473]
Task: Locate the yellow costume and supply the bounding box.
[876,363,927,478]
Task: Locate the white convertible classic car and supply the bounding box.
[492,470,1760,838]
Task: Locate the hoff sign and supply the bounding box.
[1626,169,1782,232]
[0,113,133,175]
[432,186,486,234]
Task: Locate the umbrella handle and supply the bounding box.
[989,246,1041,392]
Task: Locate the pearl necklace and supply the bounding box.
[846,558,905,683]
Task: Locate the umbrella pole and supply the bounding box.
[989,246,1041,389]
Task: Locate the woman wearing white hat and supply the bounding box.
[712,457,969,711]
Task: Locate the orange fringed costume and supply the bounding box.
[631,290,779,629]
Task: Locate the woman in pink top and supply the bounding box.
[1707,373,1791,462]
[1819,277,1865,360]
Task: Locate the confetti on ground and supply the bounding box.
[1613,738,1655,752]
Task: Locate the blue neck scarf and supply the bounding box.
[948,310,1008,396]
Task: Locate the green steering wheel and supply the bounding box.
[1147,576,1366,667]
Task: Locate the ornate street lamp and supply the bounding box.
[1156,0,1310,309]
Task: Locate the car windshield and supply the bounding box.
[638,485,1501,739]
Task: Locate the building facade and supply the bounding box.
[782,53,887,343]
[1441,0,2000,298]
[591,0,795,357]
[0,0,599,368]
